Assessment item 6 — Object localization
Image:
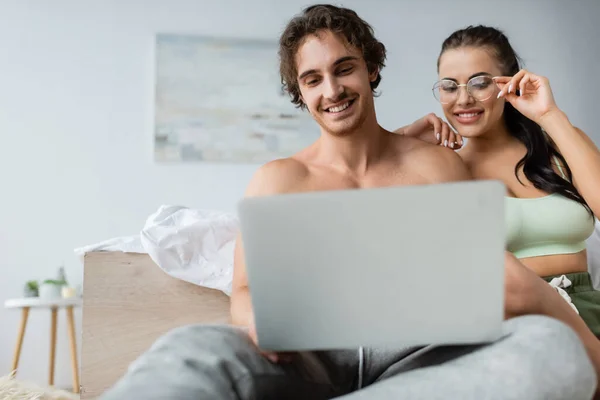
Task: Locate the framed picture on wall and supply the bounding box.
[153,33,319,163]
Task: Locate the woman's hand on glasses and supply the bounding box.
[401,112,463,150]
[495,69,559,124]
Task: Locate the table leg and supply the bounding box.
[66,306,80,393]
[11,307,29,376]
[49,307,57,386]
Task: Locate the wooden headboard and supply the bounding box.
[81,251,231,399]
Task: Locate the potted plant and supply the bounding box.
[39,279,67,300]
[23,280,39,297]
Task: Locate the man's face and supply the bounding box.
[295,30,377,137]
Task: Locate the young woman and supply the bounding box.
[404,25,600,336]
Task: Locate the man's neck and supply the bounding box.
[317,118,387,175]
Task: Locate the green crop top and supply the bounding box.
[505,157,595,259]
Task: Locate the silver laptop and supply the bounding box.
[237,180,506,352]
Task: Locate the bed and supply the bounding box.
[77,215,600,399]
[80,251,231,399]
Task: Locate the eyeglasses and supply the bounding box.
[432,75,499,104]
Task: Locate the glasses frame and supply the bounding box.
[432,75,501,104]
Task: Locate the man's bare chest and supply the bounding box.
[295,168,430,193]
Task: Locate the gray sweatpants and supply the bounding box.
[101,315,596,400]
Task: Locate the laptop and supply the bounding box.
[237,180,506,352]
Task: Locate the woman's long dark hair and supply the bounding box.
[438,25,591,213]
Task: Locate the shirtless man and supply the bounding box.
[101,5,597,400]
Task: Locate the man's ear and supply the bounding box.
[368,65,379,83]
[299,95,309,112]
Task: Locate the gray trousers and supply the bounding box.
[101,315,596,400]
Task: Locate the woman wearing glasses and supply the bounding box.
[404,25,600,337]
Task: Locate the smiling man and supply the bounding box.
[100,4,597,400]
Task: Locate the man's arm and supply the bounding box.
[230,233,253,327]
[435,149,473,182]
[230,158,307,329]
[415,144,473,183]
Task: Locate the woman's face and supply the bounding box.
[436,46,506,138]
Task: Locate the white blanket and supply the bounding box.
[585,219,600,290]
[75,205,238,296]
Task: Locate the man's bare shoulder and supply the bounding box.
[395,136,472,183]
[244,157,310,197]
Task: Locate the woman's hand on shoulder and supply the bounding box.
[398,113,463,150]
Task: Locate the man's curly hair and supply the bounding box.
[278,4,386,109]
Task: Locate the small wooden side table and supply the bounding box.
[4,297,81,393]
